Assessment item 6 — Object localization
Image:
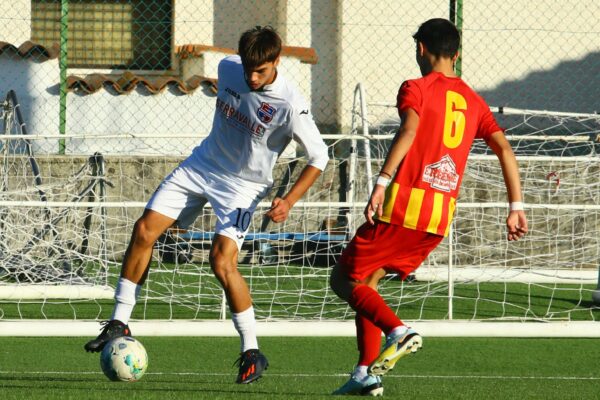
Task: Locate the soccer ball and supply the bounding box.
[100,336,148,382]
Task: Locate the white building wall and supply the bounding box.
[0,53,216,155]
[283,0,313,111]
[1,1,31,44]
[65,88,215,155]
[174,0,213,45]
[336,0,449,127]
[464,0,600,90]
[463,0,600,113]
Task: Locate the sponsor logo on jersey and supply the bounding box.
[225,87,240,99]
[422,155,459,192]
[216,97,266,138]
[257,102,277,123]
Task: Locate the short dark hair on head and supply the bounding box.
[413,18,460,58]
[238,25,282,69]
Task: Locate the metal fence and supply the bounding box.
[2,1,600,323]
[1,0,599,155]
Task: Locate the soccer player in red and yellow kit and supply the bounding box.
[331,18,528,396]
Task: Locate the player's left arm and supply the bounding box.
[266,165,323,223]
[485,131,528,241]
[266,99,329,223]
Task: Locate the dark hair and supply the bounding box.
[238,26,282,69]
[413,18,460,58]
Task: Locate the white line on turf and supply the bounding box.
[0,371,598,380]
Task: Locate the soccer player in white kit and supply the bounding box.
[84,26,329,384]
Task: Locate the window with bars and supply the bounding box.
[31,0,173,70]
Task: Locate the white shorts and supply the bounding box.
[146,157,269,250]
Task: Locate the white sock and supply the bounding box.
[353,365,369,381]
[232,306,258,352]
[388,325,408,339]
[110,277,141,325]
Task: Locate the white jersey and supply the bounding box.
[190,55,329,189]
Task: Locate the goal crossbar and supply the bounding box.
[1,320,598,338]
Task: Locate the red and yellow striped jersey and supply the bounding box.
[377,72,501,236]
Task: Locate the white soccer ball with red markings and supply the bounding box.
[100,336,148,382]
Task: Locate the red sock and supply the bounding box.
[355,314,382,366]
[349,284,403,335]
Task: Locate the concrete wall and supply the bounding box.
[4,154,598,269]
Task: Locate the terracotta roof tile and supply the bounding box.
[176,44,318,64]
[2,41,316,96]
[0,41,60,61]
[66,72,217,95]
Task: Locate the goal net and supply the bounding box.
[1,87,599,335]
[0,91,112,302]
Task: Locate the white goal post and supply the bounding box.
[2,320,600,338]
[1,86,600,337]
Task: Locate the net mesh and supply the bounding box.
[1,91,599,322]
[1,0,599,324]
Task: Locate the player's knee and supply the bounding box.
[132,218,160,248]
[211,263,238,285]
[209,253,237,282]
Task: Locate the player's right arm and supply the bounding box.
[485,131,528,241]
[365,107,419,224]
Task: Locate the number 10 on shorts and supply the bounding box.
[233,208,252,231]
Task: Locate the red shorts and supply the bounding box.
[340,221,444,281]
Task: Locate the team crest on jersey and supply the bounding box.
[257,102,277,123]
[423,155,459,192]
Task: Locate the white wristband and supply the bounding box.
[510,201,524,211]
[376,176,391,187]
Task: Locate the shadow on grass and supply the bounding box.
[564,299,600,309]
[0,374,322,397]
[0,375,99,383]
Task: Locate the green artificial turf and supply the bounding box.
[0,336,598,400]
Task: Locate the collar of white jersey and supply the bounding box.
[258,69,283,92]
